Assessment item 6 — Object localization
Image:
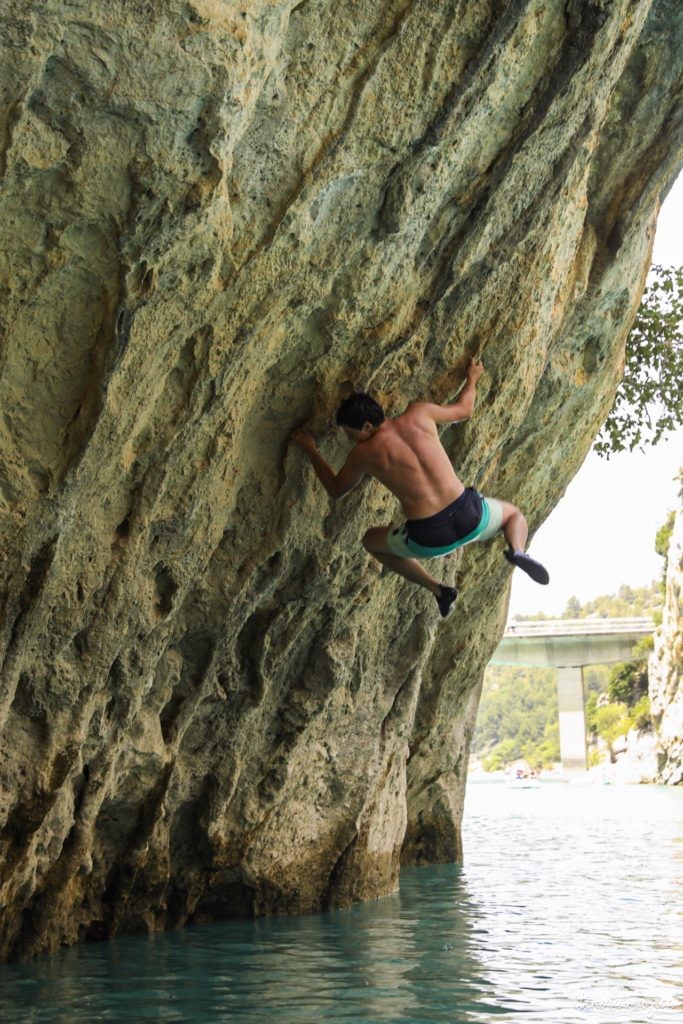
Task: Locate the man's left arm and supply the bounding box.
[290,428,365,500]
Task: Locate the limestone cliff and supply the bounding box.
[1,0,682,960]
[650,481,683,784]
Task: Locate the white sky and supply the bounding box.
[508,173,682,619]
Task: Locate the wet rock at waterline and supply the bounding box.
[1,0,682,960]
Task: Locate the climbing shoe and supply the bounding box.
[435,585,459,618]
[504,548,550,585]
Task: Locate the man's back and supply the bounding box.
[355,407,465,519]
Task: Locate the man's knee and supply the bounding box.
[500,501,524,524]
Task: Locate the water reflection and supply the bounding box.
[2,864,502,1023]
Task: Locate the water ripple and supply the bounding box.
[0,783,681,1023]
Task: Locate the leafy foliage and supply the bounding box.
[608,658,648,706]
[595,264,683,458]
[655,510,676,560]
[631,694,652,731]
[594,702,632,753]
[655,508,677,591]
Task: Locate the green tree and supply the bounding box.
[608,659,648,706]
[631,694,652,732]
[533,721,560,766]
[482,750,504,772]
[595,264,683,458]
[655,510,675,562]
[585,691,599,733]
[607,635,652,707]
[584,664,611,696]
[655,507,677,594]
[594,702,632,762]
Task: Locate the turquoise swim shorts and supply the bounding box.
[386,491,504,560]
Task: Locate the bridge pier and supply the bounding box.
[556,666,588,774]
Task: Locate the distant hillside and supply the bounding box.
[512,582,662,622]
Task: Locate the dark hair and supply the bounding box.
[335,392,385,430]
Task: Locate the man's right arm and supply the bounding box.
[410,357,484,424]
[290,428,365,500]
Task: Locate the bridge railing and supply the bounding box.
[503,617,654,639]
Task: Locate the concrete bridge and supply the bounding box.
[490,617,654,775]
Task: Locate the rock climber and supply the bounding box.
[289,357,549,617]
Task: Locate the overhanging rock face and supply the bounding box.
[0,0,681,960]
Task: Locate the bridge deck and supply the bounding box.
[503,617,654,639]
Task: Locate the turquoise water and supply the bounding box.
[1,782,681,1023]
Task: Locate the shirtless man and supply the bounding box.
[290,358,549,617]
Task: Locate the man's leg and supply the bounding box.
[498,500,529,552]
[362,526,442,594]
[362,526,459,616]
[493,500,549,585]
